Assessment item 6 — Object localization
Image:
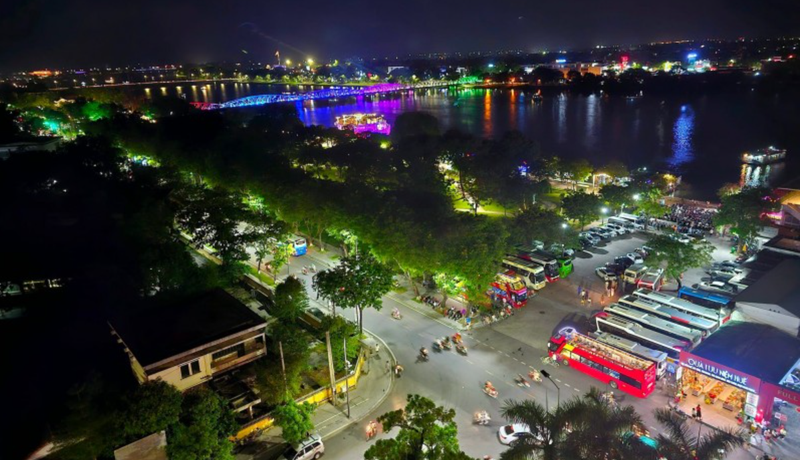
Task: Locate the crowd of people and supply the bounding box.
[663,203,718,233]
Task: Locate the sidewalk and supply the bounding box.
[234,331,394,460]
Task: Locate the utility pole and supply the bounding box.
[278,341,288,399]
[343,337,351,418]
[325,332,337,406]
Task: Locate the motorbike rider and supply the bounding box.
[485,381,495,392]
[420,347,428,358]
[391,307,401,318]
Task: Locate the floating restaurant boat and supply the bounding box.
[334,113,391,135]
[742,146,786,165]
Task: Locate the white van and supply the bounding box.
[610,216,643,231]
[623,264,648,284]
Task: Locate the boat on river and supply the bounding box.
[334,113,391,135]
[742,146,786,165]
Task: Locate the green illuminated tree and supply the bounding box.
[713,186,776,250]
[510,206,578,248]
[273,400,316,445]
[561,190,601,230]
[562,159,593,190]
[365,395,471,460]
[273,276,309,323]
[167,388,238,460]
[645,234,713,289]
[313,253,394,333]
[600,184,633,215]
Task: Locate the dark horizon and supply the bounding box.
[3,0,800,72]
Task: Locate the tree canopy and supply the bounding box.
[713,186,776,250]
[272,276,310,323]
[645,234,714,289]
[365,394,471,460]
[561,190,602,230]
[272,399,316,445]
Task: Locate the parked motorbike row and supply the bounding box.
[420,294,441,308]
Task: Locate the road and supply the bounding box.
[255,230,756,460]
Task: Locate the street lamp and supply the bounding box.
[561,223,568,229]
[540,369,560,410]
[632,193,641,202]
[600,207,608,224]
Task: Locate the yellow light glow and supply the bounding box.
[307,58,314,65]
[285,59,292,66]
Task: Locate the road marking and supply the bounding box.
[465,359,475,365]
[564,383,571,388]
[650,426,658,431]
[574,388,580,392]
[521,362,526,365]
[512,358,519,362]
[555,379,561,382]
[485,370,495,376]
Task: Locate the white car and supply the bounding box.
[605,224,629,235]
[625,252,644,264]
[595,266,619,281]
[279,434,324,460]
[499,424,531,445]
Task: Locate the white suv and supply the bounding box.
[279,434,325,460]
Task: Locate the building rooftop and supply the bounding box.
[110,289,266,368]
[735,259,800,318]
[690,321,800,385]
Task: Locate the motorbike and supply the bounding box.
[366,421,378,441]
[433,340,443,352]
[528,370,542,383]
[474,411,491,425]
[452,333,463,344]
[301,266,309,275]
[440,338,452,350]
[515,374,530,388]
[391,309,402,320]
[483,383,498,398]
[456,343,467,355]
[418,349,429,362]
[394,364,404,377]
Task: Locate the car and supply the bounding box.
[580,232,600,245]
[279,434,324,460]
[696,280,739,294]
[605,223,629,235]
[670,233,692,244]
[579,237,594,249]
[590,228,612,239]
[625,252,644,264]
[549,243,575,258]
[499,424,532,445]
[602,225,623,237]
[530,240,545,251]
[596,266,621,281]
[711,261,742,273]
[614,256,635,269]
[706,267,738,281]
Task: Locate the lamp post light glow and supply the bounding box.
[561,223,568,229]
[600,207,608,224]
[632,193,641,201]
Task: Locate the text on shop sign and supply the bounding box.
[686,357,756,392]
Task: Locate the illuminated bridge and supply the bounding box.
[190,81,452,110]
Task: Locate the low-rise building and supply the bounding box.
[0,137,61,160]
[110,289,267,392]
[734,259,800,336]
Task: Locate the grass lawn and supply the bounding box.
[245,265,276,287]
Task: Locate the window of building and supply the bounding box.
[180,360,201,379]
[212,342,246,362]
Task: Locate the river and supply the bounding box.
[143,81,800,200]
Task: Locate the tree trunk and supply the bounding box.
[358,307,363,335]
[441,292,448,311]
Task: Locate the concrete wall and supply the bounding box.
[148,355,212,392]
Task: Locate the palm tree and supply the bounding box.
[500,387,654,460]
[653,408,744,460]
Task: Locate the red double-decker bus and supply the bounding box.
[547,329,656,398]
[489,271,528,308]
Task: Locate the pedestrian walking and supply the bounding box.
[385,360,391,374]
[696,404,702,421]
[692,407,697,419]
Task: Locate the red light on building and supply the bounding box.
[621,55,629,69]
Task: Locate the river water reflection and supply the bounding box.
[148,82,800,200]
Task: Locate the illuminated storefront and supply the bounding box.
[676,322,800,428]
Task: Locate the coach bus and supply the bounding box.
[489,271,528,308]
[590,330,668,379]
[604,304,703,347]
[618,295,718,336]
[502,256,547,291]
[516,248,560,282]
[547,329,657,398]
[634,289,731,325]
[677,286,734,311]
[594,313,690,361]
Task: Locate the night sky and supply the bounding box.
[2,0,800,72]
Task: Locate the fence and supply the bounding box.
[231,351,365,441]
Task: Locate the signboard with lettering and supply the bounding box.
[680,352,761,393]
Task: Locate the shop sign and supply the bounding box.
[746,392,759,406]
[744,404,757,417]
[775,387,800,407]
[683,355,759,392]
